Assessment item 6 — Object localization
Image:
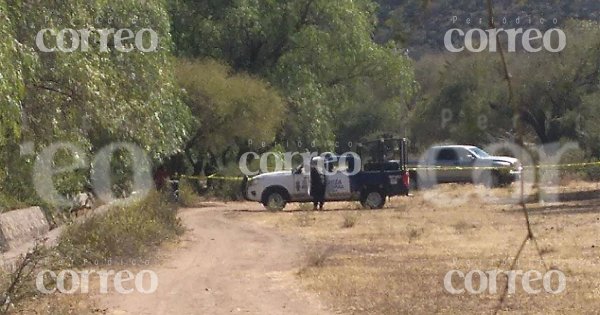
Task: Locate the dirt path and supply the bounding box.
[100,202,330,315]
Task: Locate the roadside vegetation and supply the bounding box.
[57,191,183,266]
[177,178,201,208]
[0,191,181,313]
[1,0,599,210]
[0,0,599,312]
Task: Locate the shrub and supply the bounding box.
[300,246,334,274]
[206,178,244,201]
[56,191,183,266]
[0,244,53,314]
[341,212,359,229]
[0,193,27,213]
[177,178,199,207]
[583,159,600,181]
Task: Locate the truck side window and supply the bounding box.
[436,148,458,161]
[457,149,473,161]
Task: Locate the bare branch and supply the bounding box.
[485,1,552,313]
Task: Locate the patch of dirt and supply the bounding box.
[99,202,330,315]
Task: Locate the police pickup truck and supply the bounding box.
[243,139,410,211]
[408,145,522,188]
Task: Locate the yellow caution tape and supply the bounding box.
[180,174,245,181]
[524,161,600,169]
[179,161,600,181]
[409,161,600,172]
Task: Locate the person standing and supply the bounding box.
[154,166,169,190]
[310,164,326,210]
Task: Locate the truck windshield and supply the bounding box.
[471,147,490,158]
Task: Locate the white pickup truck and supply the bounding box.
[408,145,522,188]
[243,139,411,211]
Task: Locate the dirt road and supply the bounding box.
[100,202,330,315]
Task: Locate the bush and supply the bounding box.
[583,159,600,181]
[206,178,244,201]
[178,178,199,207]
[301,246,334,272]
[0,193,27,213]
[56,191,183,266]
[0,244,53,314]
[341,212,359,229]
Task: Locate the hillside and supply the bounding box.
[375,0,600,56]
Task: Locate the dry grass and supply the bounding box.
[18,294,99,314]
[303,246,334,271]
[295,211,315,228]
[341,212,359,229]
[240,181,600,314]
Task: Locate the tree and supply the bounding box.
[408,19,600,158]
[0,0,194,204]
[0,0,24,149]
[175,59,285,174]
[170,0,417,151]
[8,0,192,160]
[408,52,510,148]
[0,0,35,203]
[510,20,600,153]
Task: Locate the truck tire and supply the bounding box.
[478,171,500,188]
[262,188,288,211]
[360,190,386,209]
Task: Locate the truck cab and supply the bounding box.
[409,145,522,188]
[244,138,410,211]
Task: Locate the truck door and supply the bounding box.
[455,147,477,182]
[292,166,311,201]
[324,160,352,200]
[434,148,461,183]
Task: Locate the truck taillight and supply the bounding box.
[402,171,410,187]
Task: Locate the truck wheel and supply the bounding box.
[262,190,287,211]
[478,171,500,188]
[361,191,386,209]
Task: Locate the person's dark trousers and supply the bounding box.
[310,167,326,210]
[312,187,325,210]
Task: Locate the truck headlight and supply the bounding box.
[514,162,522,172]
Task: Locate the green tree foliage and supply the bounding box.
[0,0,193,207]
[0,4,21,130]
[170,0,417,150]
[175,59,285,174]
[410,20,600,158]
[409,53,510,147]
[510,20,600,151]
[9,0,192,159]
[2,0,597,210]
[0,0,24,148]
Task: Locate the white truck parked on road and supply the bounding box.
[408,145,522,188]
[243,139,410,211]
